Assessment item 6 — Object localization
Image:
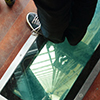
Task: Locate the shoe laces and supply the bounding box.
[31,14,41,36]
[32,15,40,26]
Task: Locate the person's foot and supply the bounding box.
[26,12,47,50]
[26,12,41,33]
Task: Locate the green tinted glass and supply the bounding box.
[2,0,100,100]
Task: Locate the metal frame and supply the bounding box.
[65,44,100,100]
[0,33,38,92]
[0,95,8,100]
[74,59,100,100]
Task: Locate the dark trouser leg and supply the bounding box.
[34,0,73,43]
[65,0,97,45]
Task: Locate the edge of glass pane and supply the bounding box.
[0,34,38,92]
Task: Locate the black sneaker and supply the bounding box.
[26,12,47,50]
[26,12,41,33]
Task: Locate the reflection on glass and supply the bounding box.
[29,39,93,100]
[1,0,100,100]
[12,2,100,99]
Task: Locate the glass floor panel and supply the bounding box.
[1,0,100,100]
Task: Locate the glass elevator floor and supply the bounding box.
[1,0,100,100]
